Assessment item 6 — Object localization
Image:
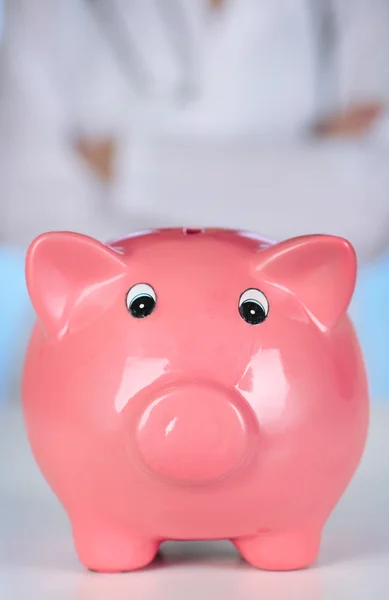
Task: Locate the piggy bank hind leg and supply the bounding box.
[71,519,160,573]
[233,528,322,571]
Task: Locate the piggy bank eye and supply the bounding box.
[126,283,157,318]
[239,288,269,325]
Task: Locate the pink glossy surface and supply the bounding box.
[135,381,253,484]
[22,227,369,573]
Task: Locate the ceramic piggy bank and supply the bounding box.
[22,228,369,572]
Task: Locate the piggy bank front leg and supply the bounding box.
[233,528,322,571]
[71,520,160,573]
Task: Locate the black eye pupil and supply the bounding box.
[239,300,267,325]
[129,294,156,318]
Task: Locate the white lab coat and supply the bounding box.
[1,0,389,261]
[0,0,3,42]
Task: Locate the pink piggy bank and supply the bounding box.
[22,228,369,572]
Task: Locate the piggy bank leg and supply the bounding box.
[233,529,322,571]
[72,522,160,573]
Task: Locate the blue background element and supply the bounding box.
[0,247,32,402]
[349,251,389,401]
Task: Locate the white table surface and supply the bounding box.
[0,401,388,600]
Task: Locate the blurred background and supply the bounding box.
[0,0,389,404]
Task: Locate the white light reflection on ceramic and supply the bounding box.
[115,357,169,413]
[236,349,289,424]
[237,230,275,247]
[165,416,178,436]
[107,229,154,247]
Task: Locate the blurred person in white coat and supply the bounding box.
[1,0,389,262]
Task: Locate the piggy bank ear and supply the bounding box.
[26,232,127,339]
[257,235,357,330]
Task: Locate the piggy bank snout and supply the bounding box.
[135,383,254,484]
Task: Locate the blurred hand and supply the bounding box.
[208,0,225,8]
[74,137,117,183]
[313,102,383,139]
